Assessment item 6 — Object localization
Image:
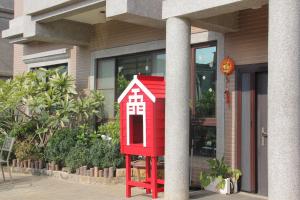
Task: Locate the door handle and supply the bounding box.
[261,127,268,146]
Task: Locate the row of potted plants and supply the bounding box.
[12,158,118,178]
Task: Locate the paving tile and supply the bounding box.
[0,174,266,200]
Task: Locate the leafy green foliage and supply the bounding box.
[200,157,242,190]
[116,73,130,97]
[96,104,124,169]
[44,128,77,167]
[0,68,125,171]
[207,157,230,178]
[231,168,242,182]
[195,90,215,118]
[14,139,42,160]
[98,104,120,143]
[0,68,105,147]
[65,141,90,172]
[101,141,124,169]
[89,139,106,168]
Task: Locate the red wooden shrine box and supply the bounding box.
[118,75,165,199]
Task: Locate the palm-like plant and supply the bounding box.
[0,68,105,148]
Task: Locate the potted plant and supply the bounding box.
[231,168,242,193]
[199,157,242,194]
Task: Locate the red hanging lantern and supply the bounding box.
[220,57,235,105]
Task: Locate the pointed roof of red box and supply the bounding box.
[118,75,165,103]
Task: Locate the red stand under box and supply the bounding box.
[118,75,165,199]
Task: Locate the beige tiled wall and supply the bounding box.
[12,0,25,76]
[225,6,268,65]
[14,0,23,17]
[13,44,26,75]
[90,21,166,51]
[223,6,268,167]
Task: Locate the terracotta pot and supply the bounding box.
[103,168,109,178]
[99,170,103,177]
[27,159,31,168]
[79,167,84,175]
[38,160,43,169]
[12,159,16,167]
[108,167,114,178]
[83,166,87,176]
[24,160,28,168]
[51,161,55,171]
[90,168,94,177]
[94,167,98,177]
[35,161,39,169]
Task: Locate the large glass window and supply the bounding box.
[96,59,116,119]
[117,51,165,81]
[96,50,165,119]
[31,63,68,74]
[191,43,217,158]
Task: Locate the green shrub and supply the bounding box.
[44,128,77,167]
[65,141,90,172]
[199,157,242,190]
[89,139,106,168]
[101,141,124,169]
[89,139,124,169]
[14,140,42,161]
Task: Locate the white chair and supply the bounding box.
[0,137,15,181]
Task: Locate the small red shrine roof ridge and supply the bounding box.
[117,75,165,103]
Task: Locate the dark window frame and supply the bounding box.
[191,41,217,127]
[190,41,218,158]
[96,49,165,99]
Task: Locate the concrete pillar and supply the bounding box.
[269,1,300,200]
[165,17,191,200]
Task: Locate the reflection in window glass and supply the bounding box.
[31,64,68,74]
[97,51,166,119]
[195,46,217,118]
[97,59,115,119]
[191,44,217,159]
[117,51,165,82]
[191,126,216,157]
[152,53,166,76]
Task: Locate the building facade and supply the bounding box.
[3,1,300,200]
[0,0,13,79]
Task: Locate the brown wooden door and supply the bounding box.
[256,72,268,196]
[237,64,268,195]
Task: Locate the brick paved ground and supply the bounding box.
[0,173,267,200]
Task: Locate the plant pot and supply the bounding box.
[28,159,31,168]
[99,170,103,177]
[12,159,16,167]
[35,161,39,169]
[90,168,94,177]
[38,160,43,169]
[51,161,55,171]
[108,167,114,178]
[103,168,109,178]
[24,160,28,168]
[233,180,238,193]
[204,178,231,195]
[94,167,98,177]
[83,166,87,176]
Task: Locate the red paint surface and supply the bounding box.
[119,75,165,199]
